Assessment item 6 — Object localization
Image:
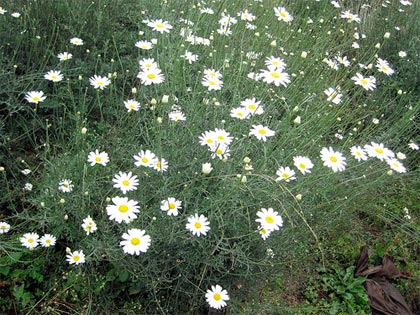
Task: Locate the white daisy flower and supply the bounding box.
[120,228,151,255]
[66,250,85,265]
[275,166,296,182]
[320,147,347,172]
[106,196,140,224]
[133,150,158,168]
[255,208,283,232]
[112,171,139,195]
[20,232,39,250]
[39,234,57,247]
[293,156,314,174]
[205,285,230,310]
[249,125,275,142]
[58,179,74,193]
[160,197,182,216]
[87,150,109,166]
[186,214,210,237]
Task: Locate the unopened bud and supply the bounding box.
[161,95,169,103]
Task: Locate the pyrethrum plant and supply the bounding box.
[1,0,419,314]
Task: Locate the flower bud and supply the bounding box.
[161,95,169,103]
[202,163,213,175]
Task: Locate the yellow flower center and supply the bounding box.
[63,183,69,188]
[52,75,57,79]
[33,97,40,102]
[217,135,225,141]
[194,222,202,229]
[119,204,129,213]
[147,73,156,79]
[95,157,102,162]
[214,293,221,301]
[280,12,287,18]
[156,23,164,29]
[330,156,338,163]
[299,163,306,169]
[209,80,216,85]
[282,173,290,179]
[122,179,130,186]
[258,129,267,135]
[248,104,256,110]
[97,81,104,86]
[271,71,280,78]
[169,203,176,209]
[73,255,80,262]
[206,139,213,144]
[216,148,223,155]
[28,238,34,243]
[237,112,244,117]
[375,147,384,154]
[142,157,149,163]
[46,239,51,244]
[265,216,274,224]
[131,237,140,245]
[360,79,368,85]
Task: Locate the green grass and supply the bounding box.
[1,0,419,314]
